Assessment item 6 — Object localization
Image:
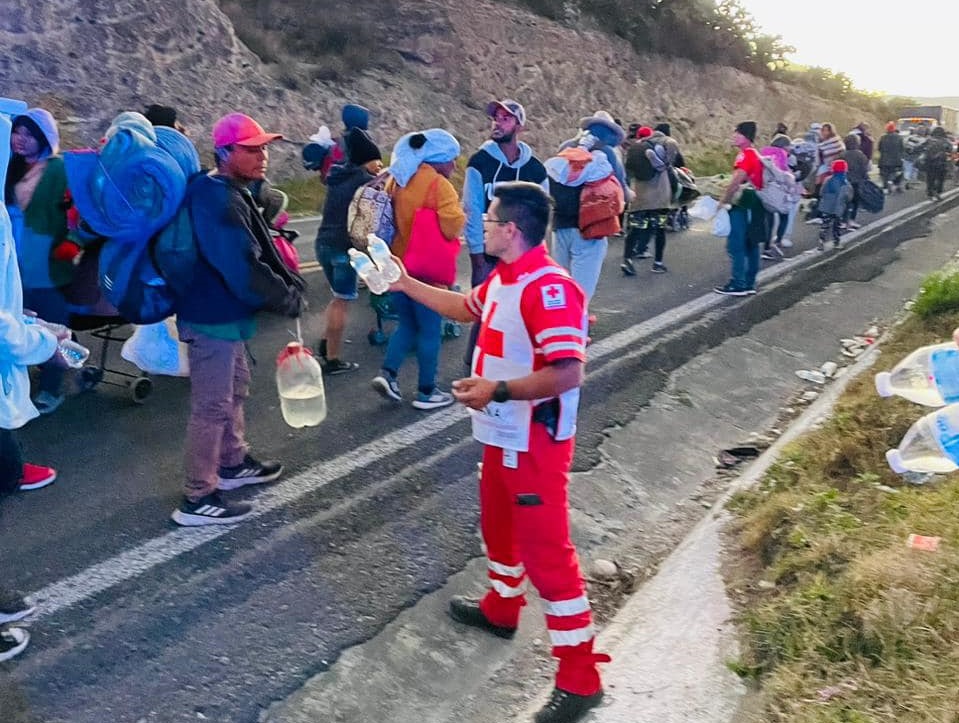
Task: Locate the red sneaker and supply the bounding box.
[20,463,57,491]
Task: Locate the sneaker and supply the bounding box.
[534,688,605,723]
[620,259,636,277]
[371,374,402,402]
[19,463,56,491]
[847,221,861,229]
[412,389,454,411]
[780,237,794,248]
[0,590,36,624]
[171,492,253,526]
[0,628,29,663]
[834,239,841,249]
[713,283,749,297]
[322,358,359,376]
[217,455,283,490]
[651,262,667,273]
[770,242,785,258]
[631,250,651,259]
[448,596,517,639]
[33,391,64,415]
[805,217,823,225]
[760,250,775,260]
[744,287,758,295]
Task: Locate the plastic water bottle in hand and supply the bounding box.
[875,342,959,406]
[276,342,327,428]
[347,248,389,294]
[367,234,401,283]
[886,403,959,475]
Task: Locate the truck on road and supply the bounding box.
[897,105,959,135]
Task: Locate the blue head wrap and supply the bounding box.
[388,129,460,187]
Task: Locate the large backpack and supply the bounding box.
[753,155,802,214]
[347,171,396,251]
[857,179,885,214]
[579,174,625,239]
[625,140,660,182]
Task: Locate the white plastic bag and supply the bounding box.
[688,195,719,221]
[711,207,731,237]
[121,318,190,377]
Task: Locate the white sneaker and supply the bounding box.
[412,389,454,410]
[805,217,823,225]
[34,390,64,415]
[780,238,793,248]
[847,221,861,229]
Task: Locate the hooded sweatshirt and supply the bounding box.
[314,163,375,253]
[818,171,853,216]
[462,140,547,254]
[6,108,68,289]
[0,114,59,430]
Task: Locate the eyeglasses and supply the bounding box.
[482,214,509,226]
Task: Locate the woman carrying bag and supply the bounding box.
[371,129,465,411]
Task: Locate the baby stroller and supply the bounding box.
[366,289,463,346]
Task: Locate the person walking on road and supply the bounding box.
[622,126,672,275]
[841,134,869,229]
[816,159,853,251]
[461,99,547,368]
[370,129,465,411]
[923,126,952,201]
[878,121,904,193]
[171,113,305,527]
[715,121,766,296]
[313,127,383,374]
[385,181,609,723]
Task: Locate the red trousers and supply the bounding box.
[478,424,609,695]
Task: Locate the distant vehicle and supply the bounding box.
[897,105,959,136]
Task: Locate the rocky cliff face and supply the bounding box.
[1,0,879,176]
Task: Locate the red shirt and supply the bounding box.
[465,245,587,373]
[734,146,764,189]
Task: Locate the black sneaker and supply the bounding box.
[760,250,775,260]
[713,283,749,297]
[448,596,517,639]
[217,455,283,491]
[171,492,253,526]
[0,628,29,663]
[631,250,651,259]
[651,262,667,273]
[534,688,605,723]
[0,590,36,624]
[322,358,359,376]
[620,259,636,276]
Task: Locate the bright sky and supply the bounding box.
[739,0,958,98]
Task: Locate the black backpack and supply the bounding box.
[625,141,660,182]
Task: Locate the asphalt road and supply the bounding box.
[0,184,939,722]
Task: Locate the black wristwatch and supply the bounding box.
[492,380,511,404]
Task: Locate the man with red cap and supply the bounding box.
[170,113,305,526]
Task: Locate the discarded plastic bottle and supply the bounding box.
[275,342,327,428]
[367,234,401,283]
[875,342,959,407]
[347,248,389,295]
[886,403,959,475]
[58,340,90,369]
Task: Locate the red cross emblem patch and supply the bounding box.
[541,283,566,310]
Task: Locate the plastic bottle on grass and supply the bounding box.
[367,234,401,283]
[886,403,959,475]
[875,342,959,407]
[347,248,389,294]
[276,342,327,428]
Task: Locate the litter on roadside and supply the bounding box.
[906,534,941,552]
[796,369,827,384]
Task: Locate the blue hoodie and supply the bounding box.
[818,172,853,217]
[461,140,547,254]
[0,113,58,429]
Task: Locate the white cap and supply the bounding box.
[886,449,907,474]
[875,372,893,397]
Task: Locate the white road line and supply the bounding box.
[29,195,950,620]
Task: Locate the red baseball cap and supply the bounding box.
[212,113,283,147]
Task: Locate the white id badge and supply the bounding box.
[503,447,519,469]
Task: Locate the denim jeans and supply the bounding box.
[177,324,251,500]
[22,287,68,396]
[382,291,442,395]
[726,207,761,290]
[551,227,607,301]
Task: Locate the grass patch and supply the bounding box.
[275,176,326,217]
[912,270,959,319]
[727,283,959,722]
[685,143,736,177]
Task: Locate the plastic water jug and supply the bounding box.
[276,342,327,428]
[347,248,389,294]
[875,342,959,406]
[367,235,401,283]
[886,403,959,474]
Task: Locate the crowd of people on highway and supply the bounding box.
[1,94,953,722]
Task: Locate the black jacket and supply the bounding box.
[315,163,375,252]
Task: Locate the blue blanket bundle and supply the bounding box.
[64,112,200,246]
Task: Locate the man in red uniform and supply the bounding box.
[387,181,607,723]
